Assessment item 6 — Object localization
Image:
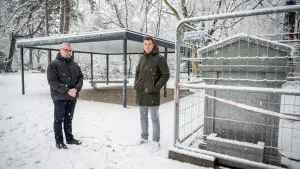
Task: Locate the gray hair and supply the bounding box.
[60,43,71,49]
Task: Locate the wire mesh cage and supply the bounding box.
[173,5,300,169]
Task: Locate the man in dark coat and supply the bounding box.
[47,43,83,149]
[134,36,170,149]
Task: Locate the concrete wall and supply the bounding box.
[200,39,290,166]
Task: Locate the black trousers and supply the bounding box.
[53,100,77,143]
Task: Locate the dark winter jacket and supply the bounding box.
[134,45,170,106]
[47,53,83,101]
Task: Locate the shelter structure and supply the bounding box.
[17,29,180,107]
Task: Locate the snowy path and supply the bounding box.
[0,72,210,169]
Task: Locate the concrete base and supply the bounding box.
[206,133,265,162]
[168,147,216,168]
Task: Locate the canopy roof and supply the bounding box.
[17,29,176,54]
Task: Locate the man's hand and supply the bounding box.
[68,88,77,97]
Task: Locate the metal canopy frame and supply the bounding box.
[17,29,178,108]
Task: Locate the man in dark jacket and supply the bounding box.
[47,43,83,149]
[134,36,170,149]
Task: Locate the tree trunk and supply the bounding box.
[29,24,33,70]
[60,0,65,33]
[140,0,152,33]
[283,0,296,40]
[181,0,188,18]
[29,49,33,69]
[162,0,181,20]
[125,0,129,28]
[128,55,132,76]
[45,0,50,36]
[5,33,17,73]
[112,2,126,28]
[155,0,162,36]
[36,50,41,65]
[297,12,299,40]
[64,0,70,33]
[145,0,148,33]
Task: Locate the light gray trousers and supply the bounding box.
[139,106,160,142]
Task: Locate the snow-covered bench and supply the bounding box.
[89,80,129,88]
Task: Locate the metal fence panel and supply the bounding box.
[174,5,300,169]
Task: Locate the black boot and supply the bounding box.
[56,142,68,149]
[67,138,82,145]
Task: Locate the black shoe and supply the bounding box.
[67,138,82,145]
[56,143,68,149]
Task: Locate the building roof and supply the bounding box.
[198,33,294,55]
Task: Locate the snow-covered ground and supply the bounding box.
[0,72,211,169]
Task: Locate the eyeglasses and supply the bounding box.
[61,48,72,52]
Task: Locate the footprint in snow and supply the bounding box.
[6,116,13,120]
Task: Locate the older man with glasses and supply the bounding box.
[47,43,83,149]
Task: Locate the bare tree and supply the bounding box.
[162,0,181,20]
[161,0,272,73]
[139,0,154,33]
[104,0,127,28]
[0,0,45,72]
